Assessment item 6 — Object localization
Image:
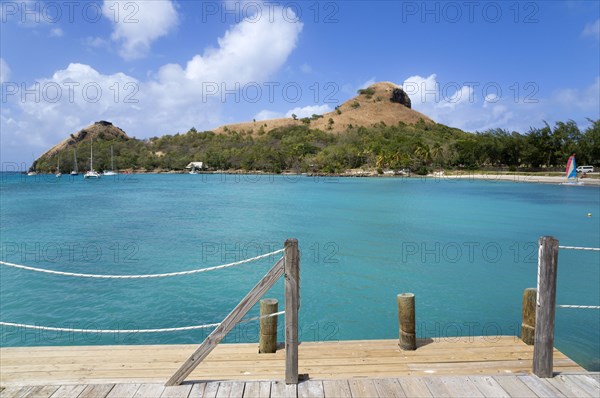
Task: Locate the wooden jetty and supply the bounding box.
[2,237,599,397]
[2,336,599,397]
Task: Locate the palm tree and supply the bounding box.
[376,153,387,169]
[414,145,432,165]
[430,143,444,165]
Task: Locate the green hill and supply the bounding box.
[32,118,599,175]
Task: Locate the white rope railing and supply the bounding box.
[554,244,600,308]
[0,311,285,333]
[557,305,600,309]
[558,245,600,251]
[0,249,284,279]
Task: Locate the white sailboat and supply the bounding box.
[55,156,62,178]
[103,146,117,176]
[84,140,101,179]
[70,149,79,176]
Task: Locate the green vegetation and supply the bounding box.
[34,119,600,174]
[357,88,376,99]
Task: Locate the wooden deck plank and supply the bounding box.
[372,378,406,398]
[297,380,323,398]
[547,376,595,397]
[2,377,600,398]
[132,384,165,398]
[160,384,192,398]
[422,377,452,398]
[322,380,351,398]
[492,376,537,398]
[467,376,510,397]
[3,351,550,368]
[396,377,432,397]
[0,386,32,398]
[518,375,566,397]
[269,381,296,398]
[437,377,484,397]
[105,384,140,398]
[48,385,87,398]
[215,383,231,398]
[189,383,206,397]
[348,379,378,397]
[78,384,115,398]
[21,386,60,398]
[242,381,270,398]
[228,382,246,398]
[201,382,220,398]
[565,375,600,397]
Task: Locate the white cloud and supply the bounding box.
[103,0,179,60]
[254,103,332,122]
[554,76,600,112]
[0,58,10,83]
[83,37,111,49]
[285,104,332,119]
[255,110,284,121]
[183,9,302,84]
[2,6,303,163]
[50,27,63,37]
[582,19,600,39]
[7,63,141,148]
[402,73,599,133]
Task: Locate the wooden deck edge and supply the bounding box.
[0,337,591,388]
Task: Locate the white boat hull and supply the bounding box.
[84,171,101,179]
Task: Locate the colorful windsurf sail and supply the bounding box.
[566,155,577,180]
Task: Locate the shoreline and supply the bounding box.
[14,170,600,186]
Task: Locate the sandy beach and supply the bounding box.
[434,173,600,186]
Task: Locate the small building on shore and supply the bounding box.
[186,162,205,171]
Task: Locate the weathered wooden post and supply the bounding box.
[284,239,300,384]
[521,288,537,345]
[397,293,416,350]
[259,298,278,353]
[533,236,559,378]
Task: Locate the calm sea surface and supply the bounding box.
[1,173,599,370]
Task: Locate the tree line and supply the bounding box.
[34,119,599,174]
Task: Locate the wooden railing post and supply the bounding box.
[521,288,537,345]
[397,293,416,350]
[533,236,559,378]
[259,298,278,353]
[284,239,300,384]
[166,258,285,386]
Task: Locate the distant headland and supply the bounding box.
[29,82,598,180]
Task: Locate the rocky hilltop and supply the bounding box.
[32,121,132,172]
[40,121,130,159]
[214,82,433,134]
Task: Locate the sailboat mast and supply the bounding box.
[111,146,114,170]
[90,140,93,171]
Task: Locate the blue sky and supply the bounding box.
[1,0,599,166]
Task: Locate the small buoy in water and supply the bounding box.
[587,213,592,217]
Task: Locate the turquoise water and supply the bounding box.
[1,173,599,370]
